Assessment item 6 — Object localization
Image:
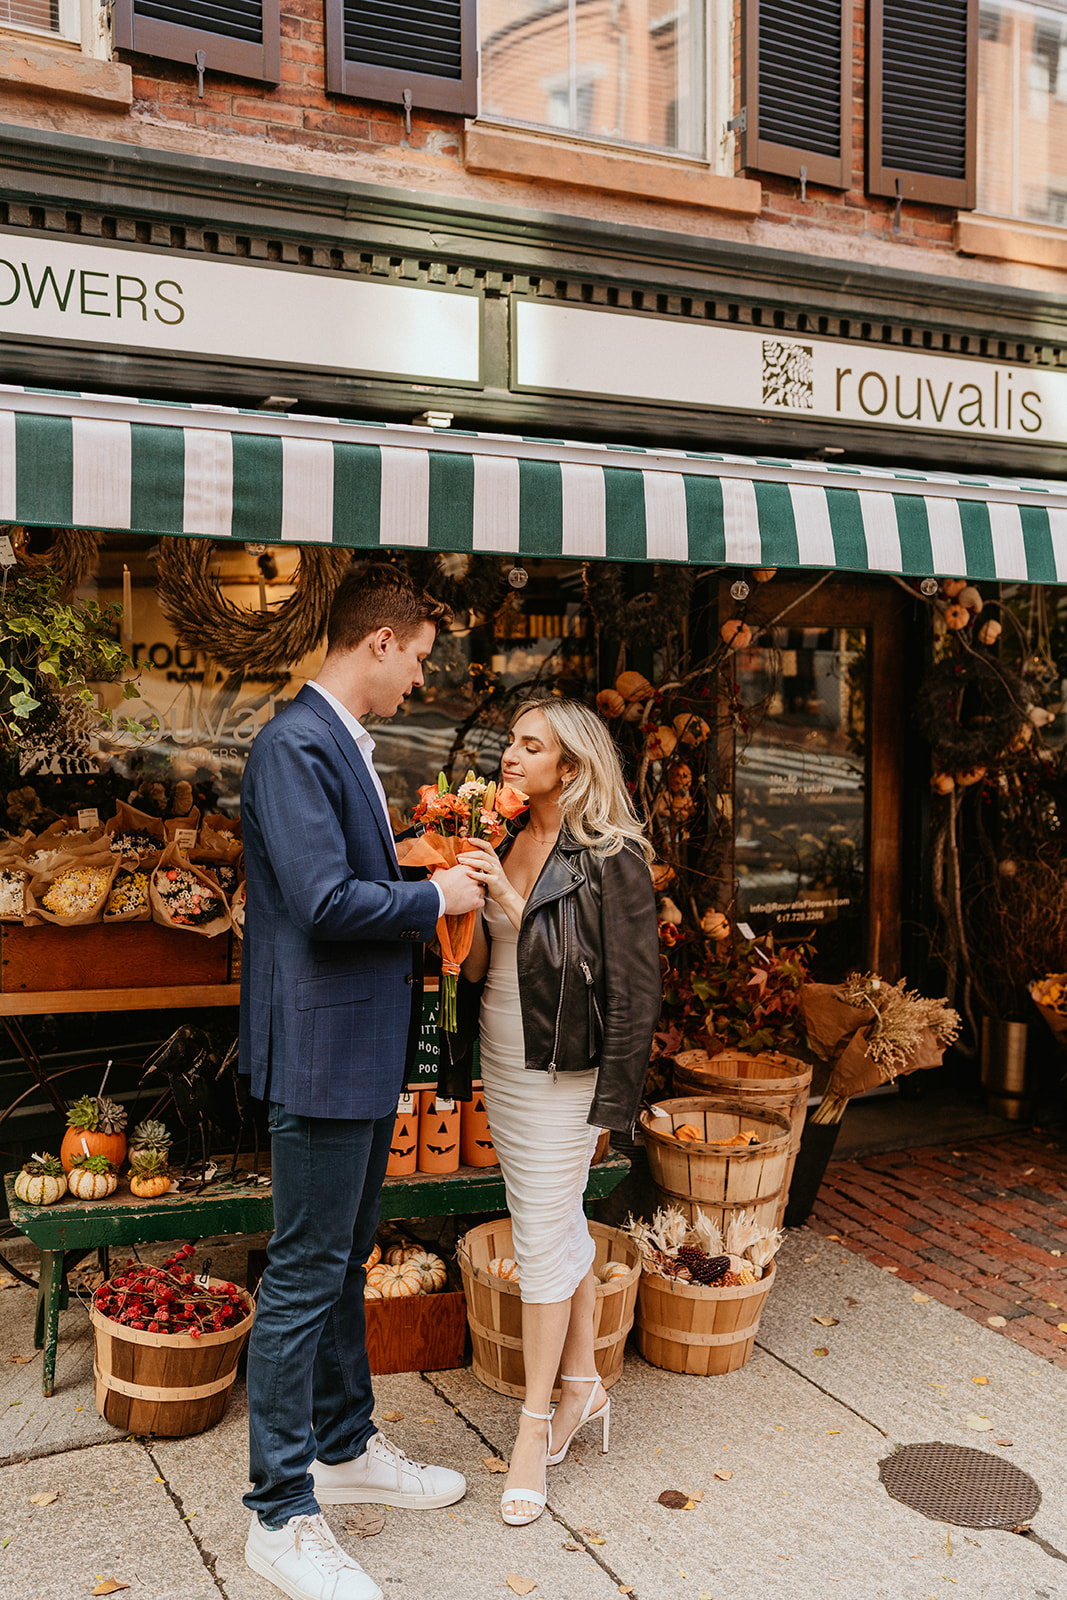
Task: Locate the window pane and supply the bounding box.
[978,0,1067,222]
[480,0,707,157]
[0,0,57,28]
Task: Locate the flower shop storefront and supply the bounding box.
[4,382,1067,1398]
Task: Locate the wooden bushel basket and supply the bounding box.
[90,1281,254,1438]
[671,1051,813,1224]
[458,1218,638,1400]
[636,1262,776,1375]
[640,1097,792,1232]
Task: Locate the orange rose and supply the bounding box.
[494,785,529,820]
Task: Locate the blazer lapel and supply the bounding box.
[295,686,399,874]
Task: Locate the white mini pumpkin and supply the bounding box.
[487,1256,520,1282]
[406,1250,447,1292]
[600,1261,631,1284]
[13,1157,67,1207]
[364,1284,383,1301]
[377,1263,424,1298]
[67,1161,118,1201]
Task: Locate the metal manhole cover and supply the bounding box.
[879,1442,1040,1529]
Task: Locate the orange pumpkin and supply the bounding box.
[61,1126,127,1175]
[129,1173,171,1198]
[720,619,752,650]
[487,1256,520,1282]
[364,1243,382,1271]
[377,1263,424,1298]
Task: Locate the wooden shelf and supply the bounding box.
[0,984,240,1016]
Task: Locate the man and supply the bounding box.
[240,564,484,1600]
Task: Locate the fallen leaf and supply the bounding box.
[91,1583,130,1597]
[987,1315,1007,1328]
[803,1254,818,1263]
[699,1592,714,1599]
[182,1512,196,1522]
[344,1508,385,1539]
[8,1354,34,1363]
[483,1455,509,1474]
[506,1577,537,1597]
[1051,1249,1062,1258]
[965,1415,993,1431]
[417,1417,437,1425]
[689,1489,705,1502]
[886,1266,900,1273]
[658,1489,690,1508]
[828,1430,841,1436]
[813,1315,839,1326]
[589,1535,607,1545]
[561,1541,580,1552]
[1058,1324,1067,1334]
[714,1468,733,1481]
[813,1347,829,1357]
[845,1297,861,1308]
[619,1588,634,1595]
[577,1525,602,1538]
[381,1410,404,1422]
[28,1491,58,1506]
[911,1292,932,1304]
[826,1235,842,1242]
[972,1376,989,1385]
[995,1438,1014,1447]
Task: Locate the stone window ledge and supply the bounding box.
[464,122,761,220]
[0,35,131,108]
[956,212,1067,272]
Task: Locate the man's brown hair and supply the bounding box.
[325,563,451,655]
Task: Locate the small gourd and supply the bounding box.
[13,1153,67,1207]
[487,1256,520,1282]
[364,1243,382,1271]
[67,1153,118,1201]
[128,1147,171,1199]
[383,1242,421,1266]
[364,1284,383,1301]
[377,1262,424,1298]
[406,1250,447,1292]
[600,1261,630,1284]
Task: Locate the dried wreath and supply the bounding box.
[10,527,102,600]
[914,653,1030,771]
[155,539,352,677]
[584,561,695,645]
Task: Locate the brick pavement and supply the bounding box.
[809,1126,1067,1369]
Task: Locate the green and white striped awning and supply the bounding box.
[3,386,1067,583]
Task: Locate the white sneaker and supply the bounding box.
[312,1431,466,1510]
[244,1511,383,1600]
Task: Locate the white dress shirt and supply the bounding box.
[305,680,446,916]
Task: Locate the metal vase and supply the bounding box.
[980,1018,1029,1120]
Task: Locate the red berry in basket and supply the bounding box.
[189,1328,201,1339]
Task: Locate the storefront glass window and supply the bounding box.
[733,628,867,979]
[479,0,708,158]
[978,0,1067,223]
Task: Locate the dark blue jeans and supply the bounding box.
[244,1103,395,1526]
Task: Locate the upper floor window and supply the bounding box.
[978,0,1067,221]
[0,0,80,41]
[479,0,710,159]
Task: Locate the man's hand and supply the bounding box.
[435,862,485,915]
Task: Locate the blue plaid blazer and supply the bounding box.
[238,686,440,1120]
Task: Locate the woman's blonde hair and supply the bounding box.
[510,697,653,863]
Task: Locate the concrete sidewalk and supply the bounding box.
[2,1227,1066,1600]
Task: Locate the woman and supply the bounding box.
[462,698,660,1528]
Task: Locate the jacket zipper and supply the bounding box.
[579,958,604,1031]
[547,907,570,1081]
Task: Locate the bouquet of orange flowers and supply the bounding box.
[396,771,528,1032]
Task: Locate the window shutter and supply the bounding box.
[742,0,853,188]
[112,1,280,82]
[324,0,477,116]
[867,0,976,207]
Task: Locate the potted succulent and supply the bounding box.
[67,1152,119,1201]
[61,1089,128,1174]
[13,1152,67,1207]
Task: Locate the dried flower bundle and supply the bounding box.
[154,865,223,928]
[624,1204,782,1286]
[838,972,961,1074]
[0,868,25,917]
[41,865,110,916]
[106,868,149,917]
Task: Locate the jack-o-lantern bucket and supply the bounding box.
[386,1091,419,1177]
[417,1090,460,1173]
[460,1081,498,1168]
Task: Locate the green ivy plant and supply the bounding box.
[0,572,154,762]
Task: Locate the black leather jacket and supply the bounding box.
[501,829,661,1132]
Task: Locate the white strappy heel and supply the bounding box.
[500,1405,550,1527]
[546,1374,611,1467]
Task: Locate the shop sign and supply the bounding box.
[0,232,481,386]
[512,299,1067,445]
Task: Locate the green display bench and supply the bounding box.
[4,1153,631,1396]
